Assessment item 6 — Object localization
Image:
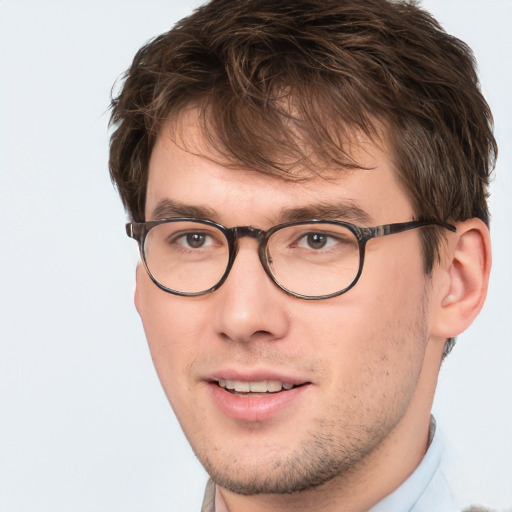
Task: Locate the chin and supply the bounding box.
[195,430,375,496]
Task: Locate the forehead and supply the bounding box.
[146,113,413,225]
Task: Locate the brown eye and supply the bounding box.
[186,233,207,248]
[306,233,328,249]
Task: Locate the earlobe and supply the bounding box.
[432,219,491,338]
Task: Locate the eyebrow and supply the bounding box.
[277,202,373,225]
[150,198,373,225]
[151,199,217,221]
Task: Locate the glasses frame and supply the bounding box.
[126,217,456,300]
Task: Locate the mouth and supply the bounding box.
[215,379,305,396]
[208,375,312,421]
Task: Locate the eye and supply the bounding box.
[297,232,339,250]
[304,233,329,249]
[164,230,217,251]
[183,232,209,249]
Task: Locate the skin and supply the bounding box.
[134,112,485,512]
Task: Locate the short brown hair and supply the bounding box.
[109,0,496,273]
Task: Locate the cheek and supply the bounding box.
[298,250,430,399]
[134,266,205,401]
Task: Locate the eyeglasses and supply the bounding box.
[126,218,456,300]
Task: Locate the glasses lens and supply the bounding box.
[267,222,361,297]
[143,221,229,294]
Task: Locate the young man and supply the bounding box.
[109,0,497,510]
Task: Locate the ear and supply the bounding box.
[431,218,491,338]
[134,262,145,317]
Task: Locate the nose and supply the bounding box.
[212,239,290,344]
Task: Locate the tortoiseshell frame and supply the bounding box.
[126,218,456,300]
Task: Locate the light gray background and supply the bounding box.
[0,1,510,510]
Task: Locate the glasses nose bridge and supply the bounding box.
[230,225,266,242]
[227,225,270,277]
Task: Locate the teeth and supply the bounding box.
[249,381,267,392]
[267,380,282,392]
[234,381,250,392]
[217,379,295,393]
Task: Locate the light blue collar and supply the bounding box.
[370,418,458,512]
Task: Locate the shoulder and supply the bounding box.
[462,507,512,512]
[201,478,216,512]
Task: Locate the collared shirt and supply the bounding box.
[369,419,459,511]
[200,419,484,512]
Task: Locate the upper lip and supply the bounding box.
[205,369,311,386]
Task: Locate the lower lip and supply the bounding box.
[208,383,310,422]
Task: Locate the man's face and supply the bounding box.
[135,114,444,494]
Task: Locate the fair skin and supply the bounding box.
[134,113,491,512]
